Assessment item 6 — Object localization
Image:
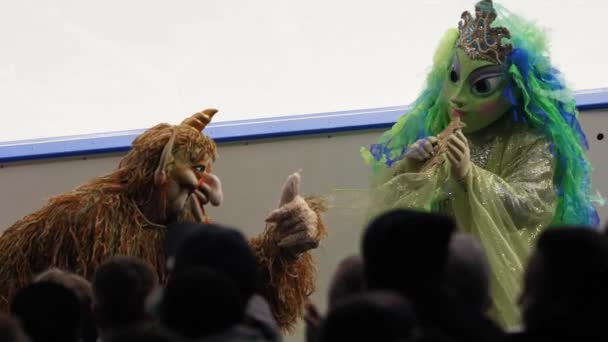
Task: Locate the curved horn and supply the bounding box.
[180,108,218,132]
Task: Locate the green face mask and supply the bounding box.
[442,48,512,133]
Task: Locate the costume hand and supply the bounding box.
[447,130,471,181]
[265,172,319,258]
[403,136,438,172]
[405,136,439,161]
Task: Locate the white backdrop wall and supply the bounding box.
[2,0,607,142]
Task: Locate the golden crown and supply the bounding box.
[457,0,512,64]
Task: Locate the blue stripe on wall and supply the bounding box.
[1,88,608,163]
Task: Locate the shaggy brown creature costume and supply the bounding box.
[0,109,326,332]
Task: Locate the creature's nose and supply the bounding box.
[198,173,223,206]
[450,99,465,108]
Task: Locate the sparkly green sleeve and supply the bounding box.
[367,157,452,221]
[450,129,556,327]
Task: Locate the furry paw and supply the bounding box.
[266,172,320,257]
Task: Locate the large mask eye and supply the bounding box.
[450,68,459,83]
[471,75,502,96]
[449,57,460,83]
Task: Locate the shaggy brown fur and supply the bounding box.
[251,195,327,332]
[0,118,326,331]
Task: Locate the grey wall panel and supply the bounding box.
[581,109,608,224]
[0,109,607,341]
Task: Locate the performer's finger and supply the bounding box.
[417,142,431,159]
[448,135,466,154]
[447,149,459,166]
[456,130,469,147]
[406,147,423,161]
[446,135,460,153]
[427,136,440,153]
[447,143,463,161]
[409,143,427,160]
[422,140,434,155]
[454,137,467,153]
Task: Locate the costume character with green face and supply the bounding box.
[362,0,598,327]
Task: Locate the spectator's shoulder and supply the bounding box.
[245,295,282,342]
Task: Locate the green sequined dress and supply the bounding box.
[370,115,556,327]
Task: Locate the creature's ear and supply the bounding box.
[154,130,177,186]
[180,108,218,132]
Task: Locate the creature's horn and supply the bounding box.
[180,108,218,132]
